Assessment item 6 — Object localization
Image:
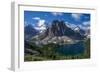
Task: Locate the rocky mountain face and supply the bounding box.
[30,20,86,45]
[45,20,85,39]
[74,26,86,36]
[24,24,38,40]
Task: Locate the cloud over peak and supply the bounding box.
[51,12,63,16]
[33,17,46,33]
[82,21,90,26]
[71,13,83,21]
[32,17,40,20]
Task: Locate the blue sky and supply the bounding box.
[24,11,90,31]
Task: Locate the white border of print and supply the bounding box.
[11,1,97,71]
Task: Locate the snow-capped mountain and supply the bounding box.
[66,23,90,37]
[24,24,38,40]
[34,20,46,33]
[31,20,86,45]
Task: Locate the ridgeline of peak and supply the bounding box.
[24,24,38,40]
[30,20,86,45]
[46,20,67,37]
[45,20,85,40]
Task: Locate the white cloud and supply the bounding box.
[51,12,63,16]
[65,21,69,24]
[34,19,46,33]
[71,13,82,21]
[34,26,46,30]
[37,20,45,27]
[83,21,90,26]
[32,17,40,20]
[32,17,46,32]
[78,25,90,30]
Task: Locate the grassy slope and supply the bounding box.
[24,39,90,61]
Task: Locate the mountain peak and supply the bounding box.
[30,20,86,45]
[25,24,38,40]
[44,20,85,40]
[49,20,67,36]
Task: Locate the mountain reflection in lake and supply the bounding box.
[55,41,85,55]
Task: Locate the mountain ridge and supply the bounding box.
[30,20,86,45]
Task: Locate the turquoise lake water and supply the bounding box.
[56,41,85,55]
